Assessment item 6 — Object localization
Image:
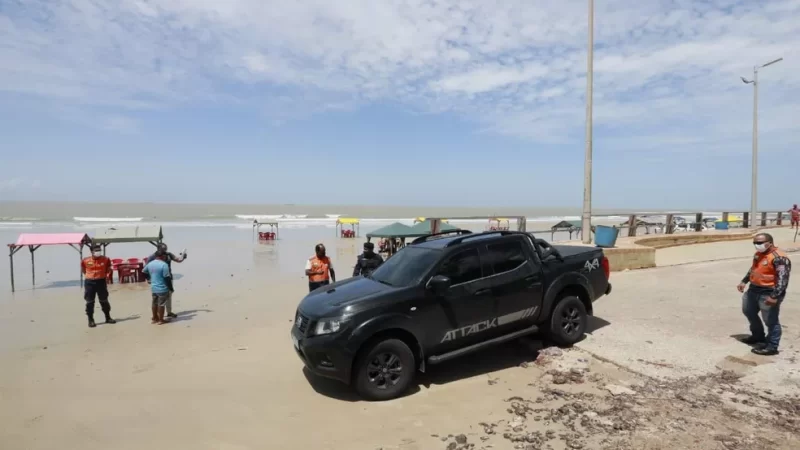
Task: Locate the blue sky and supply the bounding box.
[1,0,799,210]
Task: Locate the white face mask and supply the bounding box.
[754,243,769,253]
[92,251,101,257]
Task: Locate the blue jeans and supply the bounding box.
[742,289,783,349]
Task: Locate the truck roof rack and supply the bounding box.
[410,229,472,245]
[443,230,527,247]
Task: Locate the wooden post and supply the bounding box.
[518,216,527,232]
[432,219,441,235]
[743,212,750,228]
[30,246,35,287]
[695,213,703,232]
[627,215,637,237]
[722,212,729,223]
[760,212,767,227]
[9,246,15,293]
[777,212,783,226]
[665,214,674,234]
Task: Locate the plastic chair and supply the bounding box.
[111,258,124,265]
[118,266,137,284]
[127,258,140,264]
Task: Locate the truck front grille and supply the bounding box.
[296,312,310,334]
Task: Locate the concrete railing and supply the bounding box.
[528,211,789,239]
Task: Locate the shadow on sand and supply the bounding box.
[730,334,765,348]
[171,308,213,322]
[302,314,615,402]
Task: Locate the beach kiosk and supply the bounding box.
[487,218,510,231]
[252,220,279,241]
[408,219,460,235]
[7,233,91,292]
[335,218,360,238]
[550,220,583,241]
[92,225,163,251]
[92,226,164,283]
[366,222,418,256]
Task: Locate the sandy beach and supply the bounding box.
[1,222,799,449]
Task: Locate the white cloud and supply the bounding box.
[0,0,798,151]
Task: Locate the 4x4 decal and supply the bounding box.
[440,306,538,343]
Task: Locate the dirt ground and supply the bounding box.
[1,251,799,449]
[416,345,800,450]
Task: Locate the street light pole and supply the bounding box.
[750,67,758,227]
[581,0,594,244]
[741,57,782,228]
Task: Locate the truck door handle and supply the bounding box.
[474,288,491,296]
[524,276,539,282]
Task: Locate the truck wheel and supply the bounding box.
[547,296,587,346]
[353,339,415,401]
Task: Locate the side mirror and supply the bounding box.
[427,275,452,296]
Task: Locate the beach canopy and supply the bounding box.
[551,220,582,230]
[13,233,90,247]
[336,217,360,225]
[7,233,91,293]
[92,225,163,245]
[366,222,417,238]
[409,220,460,235]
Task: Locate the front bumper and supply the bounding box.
[291,326,354,384]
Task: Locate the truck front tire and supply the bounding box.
[547,295,588,346]
[353,338,415,401]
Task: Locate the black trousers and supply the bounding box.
[84,279,111,318]
[308,280,330,292]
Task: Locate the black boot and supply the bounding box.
[88,317,96,328]
[104,314,116,324]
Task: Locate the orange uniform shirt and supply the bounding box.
[306,255,332,282]
[82,256,112,280]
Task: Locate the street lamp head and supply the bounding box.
[761,57,784,68]
[741,77,753,84]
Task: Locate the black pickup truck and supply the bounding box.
[291,230,611,400]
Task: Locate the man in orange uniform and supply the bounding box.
[737,233,791,355]
[305,243,336,292]
[81,244,117,328]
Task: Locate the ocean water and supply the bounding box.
[0,202,731,295]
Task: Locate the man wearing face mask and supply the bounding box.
[353,242,384,277]
[305,243,336,292]
[80,244,117,328]
[737,233,791,355]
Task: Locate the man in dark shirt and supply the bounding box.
[353,242,384,277]
[149,243,186,319]
[736,233,791,355]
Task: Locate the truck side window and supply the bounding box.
[437,248,482,286]
[487,241,527,274]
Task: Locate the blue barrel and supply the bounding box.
[594,225,619,248]
[715,221,729,230]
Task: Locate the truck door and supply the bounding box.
[426,247,496,355]
[485,238,544,334]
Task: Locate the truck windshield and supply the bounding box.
[369,246,440,287]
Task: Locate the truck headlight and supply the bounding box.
[314,316,349,336]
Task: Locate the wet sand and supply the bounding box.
[2,225,799,449]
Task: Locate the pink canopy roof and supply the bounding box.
[11,233,90,247]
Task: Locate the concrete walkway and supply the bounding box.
[656,226,799,267]
[578,258,800,396]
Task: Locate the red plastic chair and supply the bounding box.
[127,258,140,264]
[118,265,137,284]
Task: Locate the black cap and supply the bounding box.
[364,242,375,250]
[90,243,101,251]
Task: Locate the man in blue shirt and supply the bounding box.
[143,253,173,325]
[148,243,186,319]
